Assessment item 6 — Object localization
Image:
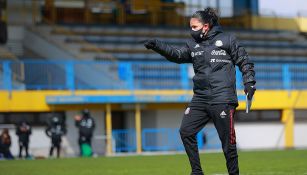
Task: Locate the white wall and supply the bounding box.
[8,126,78,157]
[65,110,80,156]
[156,109,183,129]
[8,127,50,157]
[235,123,285,149]
[294,123,307,148]
[5,109,105,158]
[90,110,105,155]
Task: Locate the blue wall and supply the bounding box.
[1,60,307,92]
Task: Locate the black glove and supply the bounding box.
[244,82,256,100]
[143,39,157,50]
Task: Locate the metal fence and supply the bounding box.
[142,128,184,151]
[1,60,307,91]
[112,129,136,152]
[112,127,221,153]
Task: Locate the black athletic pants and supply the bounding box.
[180,103,239,175]
[19,141,29,158]
[50,139,61,158]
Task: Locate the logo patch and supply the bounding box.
[185,107,191,115]
[191,51,204,57]
[215,40,223,47]
[220,111,227,118]
[210,58,232,63]
[194,44,200,48]
[211,50,226,56]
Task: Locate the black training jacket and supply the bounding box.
[151,25,256,105]
[45,124,67,141]
[75,117,95,137]
[16,122,32,143]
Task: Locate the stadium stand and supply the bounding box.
[30,24,307,63]
[16,24,306,91]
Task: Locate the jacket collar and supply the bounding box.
[203,25,223,41]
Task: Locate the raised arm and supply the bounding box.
[45,126,52,138]
[143,39,192,64]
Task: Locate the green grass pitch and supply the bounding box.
[1,149,307,175]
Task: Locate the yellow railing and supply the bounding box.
[0,47,25,83]
[36,0,188,26]
[26,0,307,32]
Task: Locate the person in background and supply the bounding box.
[16,120,32,159]
[45,116,67,158]
[75,109,95,156]
[0,128,14,159]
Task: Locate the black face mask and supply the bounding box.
[190,28,204,42]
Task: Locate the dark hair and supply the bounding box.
[191,7,219,27]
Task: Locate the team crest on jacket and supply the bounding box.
[215,40,223,47]
[185,107,190,115]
